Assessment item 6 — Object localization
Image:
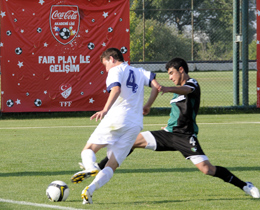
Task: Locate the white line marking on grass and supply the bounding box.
[0,122,260,130]
[0,198,88,210]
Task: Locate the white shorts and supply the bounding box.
[187,155,209,165]
[88,121,141,166]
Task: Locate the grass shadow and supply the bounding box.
[1,166,260,177]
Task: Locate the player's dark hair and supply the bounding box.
[100,48,124,62]
[165,57,189,74]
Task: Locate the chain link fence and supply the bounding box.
[130,0,257,108]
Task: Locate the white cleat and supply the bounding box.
[243,182,260,198]
[81,186,93,204]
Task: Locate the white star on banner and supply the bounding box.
[258,10,260,16]
[257,40,259,45]
[15,99,21,105]
[101,42,106,47]
[20,29,24,33]
[0,11,6,18]
[1,91,4,95]
[17,61,23,68]
[39,0,45,5]
[0,42,3,47]
[85,29,89,33]
[53,26,59,31]
[126,29,129,32]
[89,98,95,103]
[44,90,47,94]
[44,42,48,47]
[103,90,106,93]
[103,12,108,18]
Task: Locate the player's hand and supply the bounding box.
[143,105,151,115]
[161,125,167,130]
[158,85,167,95]
[90,110,107,121]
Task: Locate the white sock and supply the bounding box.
[81,149,96,170]
[88,167,114,195]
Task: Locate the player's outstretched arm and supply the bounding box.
[90,86,121,121]
[159,85,192,95]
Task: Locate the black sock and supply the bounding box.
[214,166,246,190]
[97,156,109,170]
[98,149,134,170]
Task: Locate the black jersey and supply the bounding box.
[165,78,200,135]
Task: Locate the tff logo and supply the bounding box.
[60,84,72,99]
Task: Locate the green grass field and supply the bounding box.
[1,114,260,210]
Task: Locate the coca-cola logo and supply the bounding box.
[51,10,78,20]
[49,5,80,45]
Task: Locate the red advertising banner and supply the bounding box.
[0,0,130,112]
[257,0,260,108]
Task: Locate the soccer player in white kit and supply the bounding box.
[71,48,160,204]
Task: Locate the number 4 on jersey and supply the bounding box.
[126,70,138,93]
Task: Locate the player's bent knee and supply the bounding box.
[200,168,211,175]
[200,166,216,176]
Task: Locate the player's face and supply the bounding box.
[102,57,114,72]
[167,67,181,85]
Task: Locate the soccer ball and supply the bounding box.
[59,28,70,40]
[88,42,95,50]
[46,180,69,202]
[6,30,12,36]
[37,28,42,33]
[120,46,128,54]
[6,99,14,107]
[34,99,42,107]
[15,47,22,55]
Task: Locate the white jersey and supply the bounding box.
[104,62,156,129]
[88,63,155,165]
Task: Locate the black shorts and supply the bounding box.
[150,130,205,158]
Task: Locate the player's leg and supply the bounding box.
[81,153,117,204]
[183,134,260,198]
[81,126,141,204]
[193,158,260,198]
[71,143,103,184]
[97,132,150,169]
